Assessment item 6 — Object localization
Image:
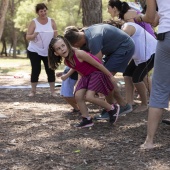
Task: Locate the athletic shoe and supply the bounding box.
[119,104,132,115]
[72,109,80,112]
[94,109,109,120]
[162,119,170,125]
[108,104,120,124]
[75,117,94,128]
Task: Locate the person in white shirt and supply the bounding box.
[122,22,157,113]
[135,0,170,149]
[26,3,58,97]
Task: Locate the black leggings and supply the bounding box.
[123,54,155,83]
[27,50,55,83]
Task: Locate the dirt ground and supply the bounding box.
[0,72,170,170]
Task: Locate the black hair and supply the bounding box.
[108,0,130,20]
[35,3,48,13]
[119,2,130,20]
[108,0,122,11]
[64,26,80,45]
[48,36,74,70]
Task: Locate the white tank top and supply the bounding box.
[27,17,54,56]
[156,0,170,34]
[123,22,157,66]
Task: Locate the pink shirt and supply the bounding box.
[65,52,102,76]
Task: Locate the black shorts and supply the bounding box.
[123,54,155,83]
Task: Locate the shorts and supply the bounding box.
[103,39,135,73]
[123,54,154,83]
[60,77,77,97]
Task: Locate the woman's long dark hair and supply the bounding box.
[108,0,130,20]
[119,2,130,20]
[48,36,74,70]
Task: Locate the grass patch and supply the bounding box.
[0,57,65,76]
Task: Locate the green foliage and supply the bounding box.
[14,0,43,32]
[3,0,144,54]
[13,0,137,33]
[102,0,111,21]
[14,0,82,35]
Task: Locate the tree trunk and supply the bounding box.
[0,0,9,41]
[1,37,7,56]
[82,0,102,27]
[12,29,17,58]
[9,0,18,58]
[23,32,28,50]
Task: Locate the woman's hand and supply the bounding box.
[34,32,39,37]
[135,14,144,22]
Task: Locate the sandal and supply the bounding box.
[162,119,170,125]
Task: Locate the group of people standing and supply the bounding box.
[26,0,170,149]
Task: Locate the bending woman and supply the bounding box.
[122,21,157,113]
[107,0,156,38]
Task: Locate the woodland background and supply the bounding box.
[0,0,139,58]
[1,1,170,170]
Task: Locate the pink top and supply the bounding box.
[65,52,102,76]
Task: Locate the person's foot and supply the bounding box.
[51,92,57,97]
[75,117,94,128]
[28,91,35,97]
[72,108,80,112]
[133,105,148,113]
[140,142,154,150]
[69,108,80,114]
[108,104,120,124]
[94,109,109,120]
[119,103,132,115]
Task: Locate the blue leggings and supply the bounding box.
[27,50,55,83]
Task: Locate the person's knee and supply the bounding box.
[85,93,94,102]
[124,76,132,81]
[75,93,84,102]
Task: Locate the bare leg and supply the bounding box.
[124,76,134,107]
[110,74,127,106]
[134,82,148,113]
[49,82,56,96]
[86,90,112,110]
[105,90,114,104]
[28,82,37,97]
[75,89,112,118]
[143,75,152,93]
[63,97,79,110]
[75,89,90,118]
[140,76,152,100]
[141,107,163,149]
